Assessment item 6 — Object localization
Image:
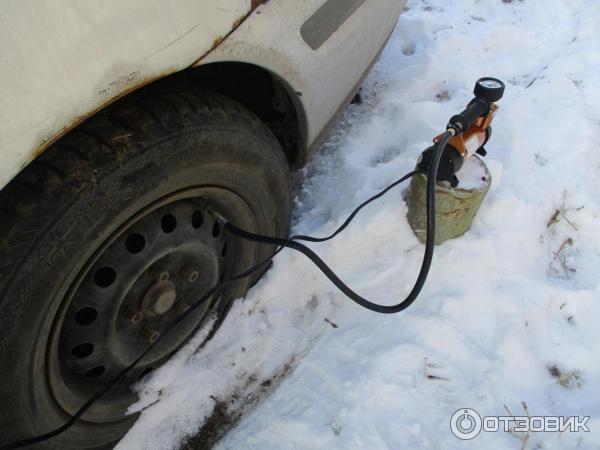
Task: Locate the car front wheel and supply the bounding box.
[0,87,291,448]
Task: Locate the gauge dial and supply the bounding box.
[474,77,505,102]
[479,79,503,89]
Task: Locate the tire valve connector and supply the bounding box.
[418,77,505,188]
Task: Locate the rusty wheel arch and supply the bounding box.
[29,61,305,173]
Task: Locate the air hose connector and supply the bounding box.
[205,206,229,225]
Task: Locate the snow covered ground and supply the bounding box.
[117,0,600,449]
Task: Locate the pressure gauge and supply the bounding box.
[473,77,505,103]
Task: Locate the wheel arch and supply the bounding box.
[7,61,306,189]
[185,62,307,167]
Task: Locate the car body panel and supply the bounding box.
[0,0,253,189]
[201,0,404,158]
[0,0,405,189]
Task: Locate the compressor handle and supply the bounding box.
[447,98,489,135]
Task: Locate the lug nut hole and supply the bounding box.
[85,366,105,378]
[125,233,146,254]
[191,210,203,229]
[74,307,98,325]
[94,266,116,287]
[161,214,177,233]
[72,343,94,359]
[212,222,220,238]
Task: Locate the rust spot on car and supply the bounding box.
[211,35,225,50]
[232,15,245,29]
[190,6,258,67]
[28,69,177,164]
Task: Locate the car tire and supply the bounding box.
[0,87,291,448]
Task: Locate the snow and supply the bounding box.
[117,0,600,449]
[453,155,489,190]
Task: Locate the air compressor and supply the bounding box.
[407,77,505,244]
[418,77,505,187]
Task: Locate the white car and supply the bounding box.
[0,0,404,447]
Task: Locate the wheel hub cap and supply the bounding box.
[142,279,177,317]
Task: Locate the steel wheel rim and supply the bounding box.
[46,187,257,423]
